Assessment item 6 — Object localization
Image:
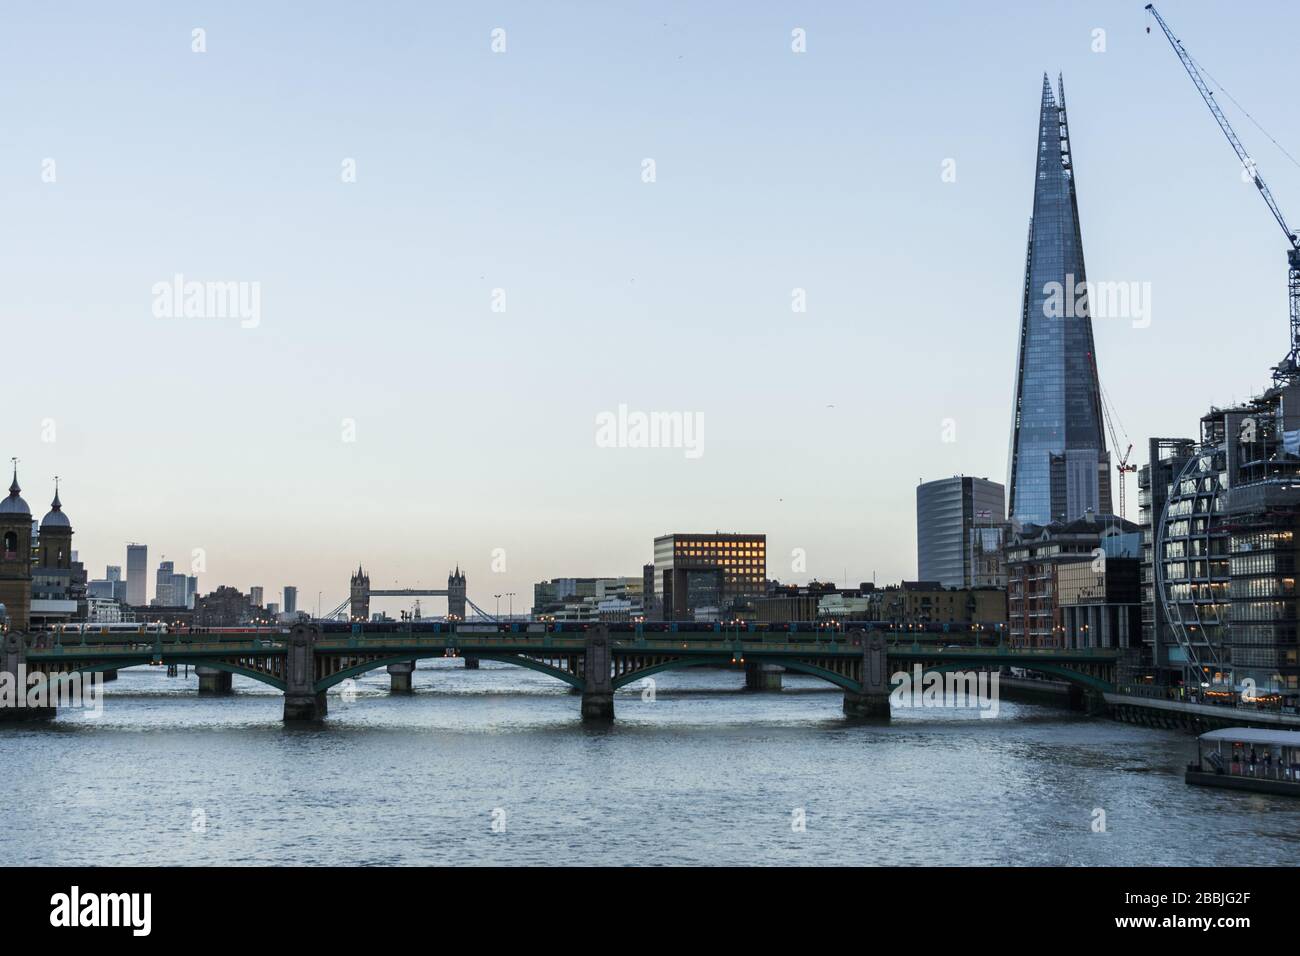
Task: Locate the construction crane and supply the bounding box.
[1098,375,1135,519]
[1146,4,1300,386]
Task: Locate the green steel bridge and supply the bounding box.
[3,625,1121,722]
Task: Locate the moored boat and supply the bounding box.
[1186,728,1300,796]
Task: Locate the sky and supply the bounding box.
[2,0,1298,616]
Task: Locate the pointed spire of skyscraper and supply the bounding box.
[1008,73,1111,526]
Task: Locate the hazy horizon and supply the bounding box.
[4,0,1299,614]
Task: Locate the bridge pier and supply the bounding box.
[581,629,614,721]
[387,661,415,694]
[843,632,890,721]
[1069,686,1106,716]
[744,662,783,691]
[0,632,55,721]
[196,666,233,695]
[463,656,480,670]
[283,624,327,722]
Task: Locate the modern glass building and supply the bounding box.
[125,542,147,606]
[1007,74,1111,526]
[916,476,1006,589]
[1151,384,1300,704]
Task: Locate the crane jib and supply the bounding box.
[1146,4,1300,382]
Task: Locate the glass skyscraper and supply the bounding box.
[916,476,1006,589]
[1007,74,1111,526]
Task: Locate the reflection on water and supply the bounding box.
[3,658,1298,866]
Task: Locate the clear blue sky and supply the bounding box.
[2,1,1297,613]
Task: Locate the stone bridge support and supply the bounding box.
[284,624,327,722]
[581,629,614,721]
[744,661,783,691]
[843,632,890,720]
[387,661,415,694]
[196,666,233,695]
[0,632,54,721]
[1067,684,1106,715]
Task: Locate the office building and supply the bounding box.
[652,532,767,621]
[1007,75,1111,526]
[193,586,254,627]
[1005,513,1140,648]
[126,543,147,606]
[1143,383,1300,705]
[916,476,1007,589]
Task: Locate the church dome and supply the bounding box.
[41,485,70,530]
[0,467,30,517]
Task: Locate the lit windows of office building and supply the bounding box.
[652,532,766,621]
[1149,385,1300,705]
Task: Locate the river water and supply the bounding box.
[2,659,1297,866]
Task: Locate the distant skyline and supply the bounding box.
[4,1,1299,614]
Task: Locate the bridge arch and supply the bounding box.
[610,656,735,690]
[915,660,1112,694]
[40,658,289,692]
[766,658,861,692]
[313,651,584,692]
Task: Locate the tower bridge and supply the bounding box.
[5,624,1124,723]
[324,565,495,622]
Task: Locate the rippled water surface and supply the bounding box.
[3,659,1297,865]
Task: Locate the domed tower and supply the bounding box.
[0,462,33,631]
[447,565,466,621]
[38,479,72,570]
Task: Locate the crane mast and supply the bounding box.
[1146,4,1300,386]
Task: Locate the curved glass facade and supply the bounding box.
[1155,446,1231,684]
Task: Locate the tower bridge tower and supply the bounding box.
[447,566,466,621]
[350,565,370,623]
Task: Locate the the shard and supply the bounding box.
[1007,74,1111,526]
